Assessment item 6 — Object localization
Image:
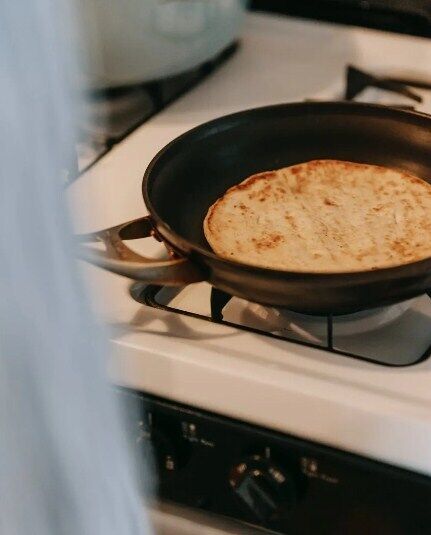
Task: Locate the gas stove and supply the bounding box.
[70,12,431,534]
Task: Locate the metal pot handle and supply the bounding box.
[76,216,204,285]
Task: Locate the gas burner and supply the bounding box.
[249,299,414,338]
[131,283,431,368]
[76,42,239,173]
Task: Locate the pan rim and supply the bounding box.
[142,100,431,280]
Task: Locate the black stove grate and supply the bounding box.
[210,287,335,351]
[250,0,431,38]
[75,55,427,179]
[132,284,431,368]
[76,42,239,177]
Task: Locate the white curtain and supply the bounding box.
[0,2,151,534]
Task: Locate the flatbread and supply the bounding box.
[204,160,431,273]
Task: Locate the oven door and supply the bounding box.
[150,502,258,534]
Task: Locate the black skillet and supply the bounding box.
[79,102,431,315]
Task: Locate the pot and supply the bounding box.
[75,0,248,89]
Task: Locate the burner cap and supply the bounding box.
[274,300,415,337]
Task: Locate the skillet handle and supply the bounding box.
[76,216,204,285]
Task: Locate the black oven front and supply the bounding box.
[119,389,431,535]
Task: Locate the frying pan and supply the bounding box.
[79,102,431,314]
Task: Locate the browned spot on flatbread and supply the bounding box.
[255,233,284,250]
[234,171,276,191]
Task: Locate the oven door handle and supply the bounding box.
[76,216,204,285]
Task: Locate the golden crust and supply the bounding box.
[204,160,431,273]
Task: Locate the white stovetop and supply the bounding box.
[69,12,431,475]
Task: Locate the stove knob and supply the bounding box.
[229,455,296,524]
